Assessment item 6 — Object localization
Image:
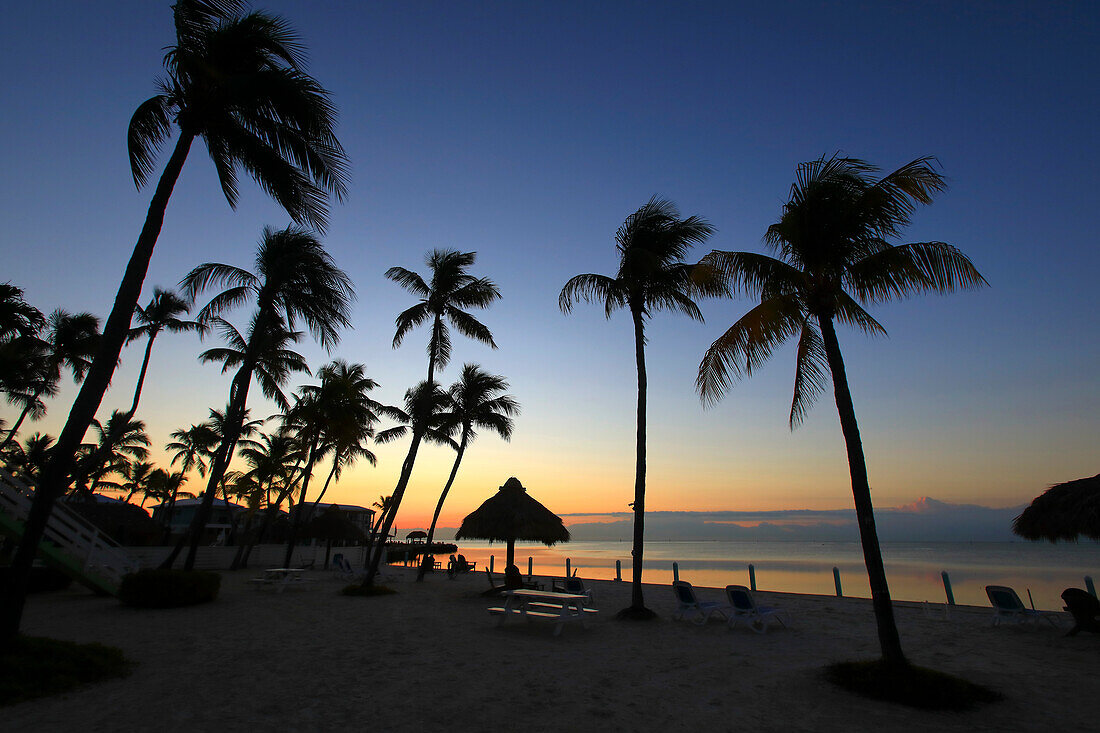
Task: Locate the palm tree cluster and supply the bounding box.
[0,2,990,684]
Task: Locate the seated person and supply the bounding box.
[504,563,525,590]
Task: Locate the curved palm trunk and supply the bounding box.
[362,434,423,586]
[818,315,906,668]
[283,437,320,567]
[1,132,195,644]
[127,333,158,417]
[164,360,255,570]
[620,307,653,619]
[309,457,340,509]
[416,434,468,581]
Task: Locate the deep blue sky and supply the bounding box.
[1,1,1097,528]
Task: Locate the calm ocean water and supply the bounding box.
[449,540,1100,611]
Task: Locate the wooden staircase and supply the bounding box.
[0,466,139,595]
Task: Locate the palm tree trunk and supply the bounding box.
[167,362,254,570]
[283,439,319,567]
[1,132,195,645]
[818,315,907,668]
[619,308,653,619]
[362,434,423,586]
[309,457,340,510]
[127,333,157,417]
[416,435,468,581]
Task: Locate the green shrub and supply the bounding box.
[0,635,131,706]
[118,569,220,608]
[825,660,1003,710]
[341,583,396,596]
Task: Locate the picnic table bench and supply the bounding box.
[488,589,597,636]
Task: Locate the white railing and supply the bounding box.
[0,467,139,588]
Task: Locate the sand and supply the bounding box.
[6,567,1097,732]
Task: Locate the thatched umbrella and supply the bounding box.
[1013,473,1100,542]
[455,477,570,573]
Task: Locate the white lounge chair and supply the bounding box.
[985,585,1058,627]
[725,585,789,633]
[672,581,730,625]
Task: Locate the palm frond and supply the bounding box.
[558,273,623,316]
[127,94,174,188]
[788,321,829,428]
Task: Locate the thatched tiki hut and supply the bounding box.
[1014,473,1100,542]
[455,477,570,581]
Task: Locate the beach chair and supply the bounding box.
[724,585,789,633]
[551,576,593,605]
[481,567,507,597]
[1061,588,1100,636]
[331,553,354,576]
[985,585,1058,627]
[671,581,730,625]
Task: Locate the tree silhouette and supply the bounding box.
[697,155,986,667]
[560,196,721,619]
[5,0,349,640]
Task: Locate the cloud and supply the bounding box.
[438,499,1025,542]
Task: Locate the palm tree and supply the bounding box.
[124,288,203,418]
[386,250,500,384]
[362,381,455,586]
[4,0,349,641]
[235,426,304,569]
[166,422,220,479]
[6,433,53,484]
[416,364,518,581]
[170,224,350,569]
[696,155,986,667]
[283,360,383,565]
[560,196,720,619]
[0,284,45,403]
[121,461,156,504]
[1,310,100,450]
[76,411,151,498]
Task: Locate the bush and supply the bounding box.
[341,583,396,597]
[0,635,131,706]
[118,569,220,608]
[825,660,1003,710]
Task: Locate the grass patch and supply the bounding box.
[825,660,1003,711]
[1,635,132,707]
[341,583,397,596]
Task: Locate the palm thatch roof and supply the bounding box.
[455,477,570,546]
[1013,473,1100,542]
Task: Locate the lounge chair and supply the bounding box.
[1061,588,1100,636]
[447,554,476,578]
[985,585,1059,627]
[551,576,593,605]
[671,580,730,625]
[724,585,789,633]
[481,567,508,597]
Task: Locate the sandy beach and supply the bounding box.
[7,567,1097,732]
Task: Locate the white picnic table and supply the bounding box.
[488,589,597,636]
[248,568,311,593]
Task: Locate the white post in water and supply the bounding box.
[527,556,533,580]
[1086,576,1096,598]
[566,558,571,577]
[833,567,843,597]
[615,560,621,581]
[748,564,756,591]
[489,555,494,573]
[941,571,956,605]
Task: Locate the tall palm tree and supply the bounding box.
[560,196,720,619]
[124,288,203,418]
[362,381,455,587]
[4,0,349,641]
[235,426,304,568]
[75,411,150,498]
[416,364,518,581]
[386,250,500,385]
[166,316,311,569]
[696,155,986,667]
[279,360,383,566]
[1,310,100,450]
